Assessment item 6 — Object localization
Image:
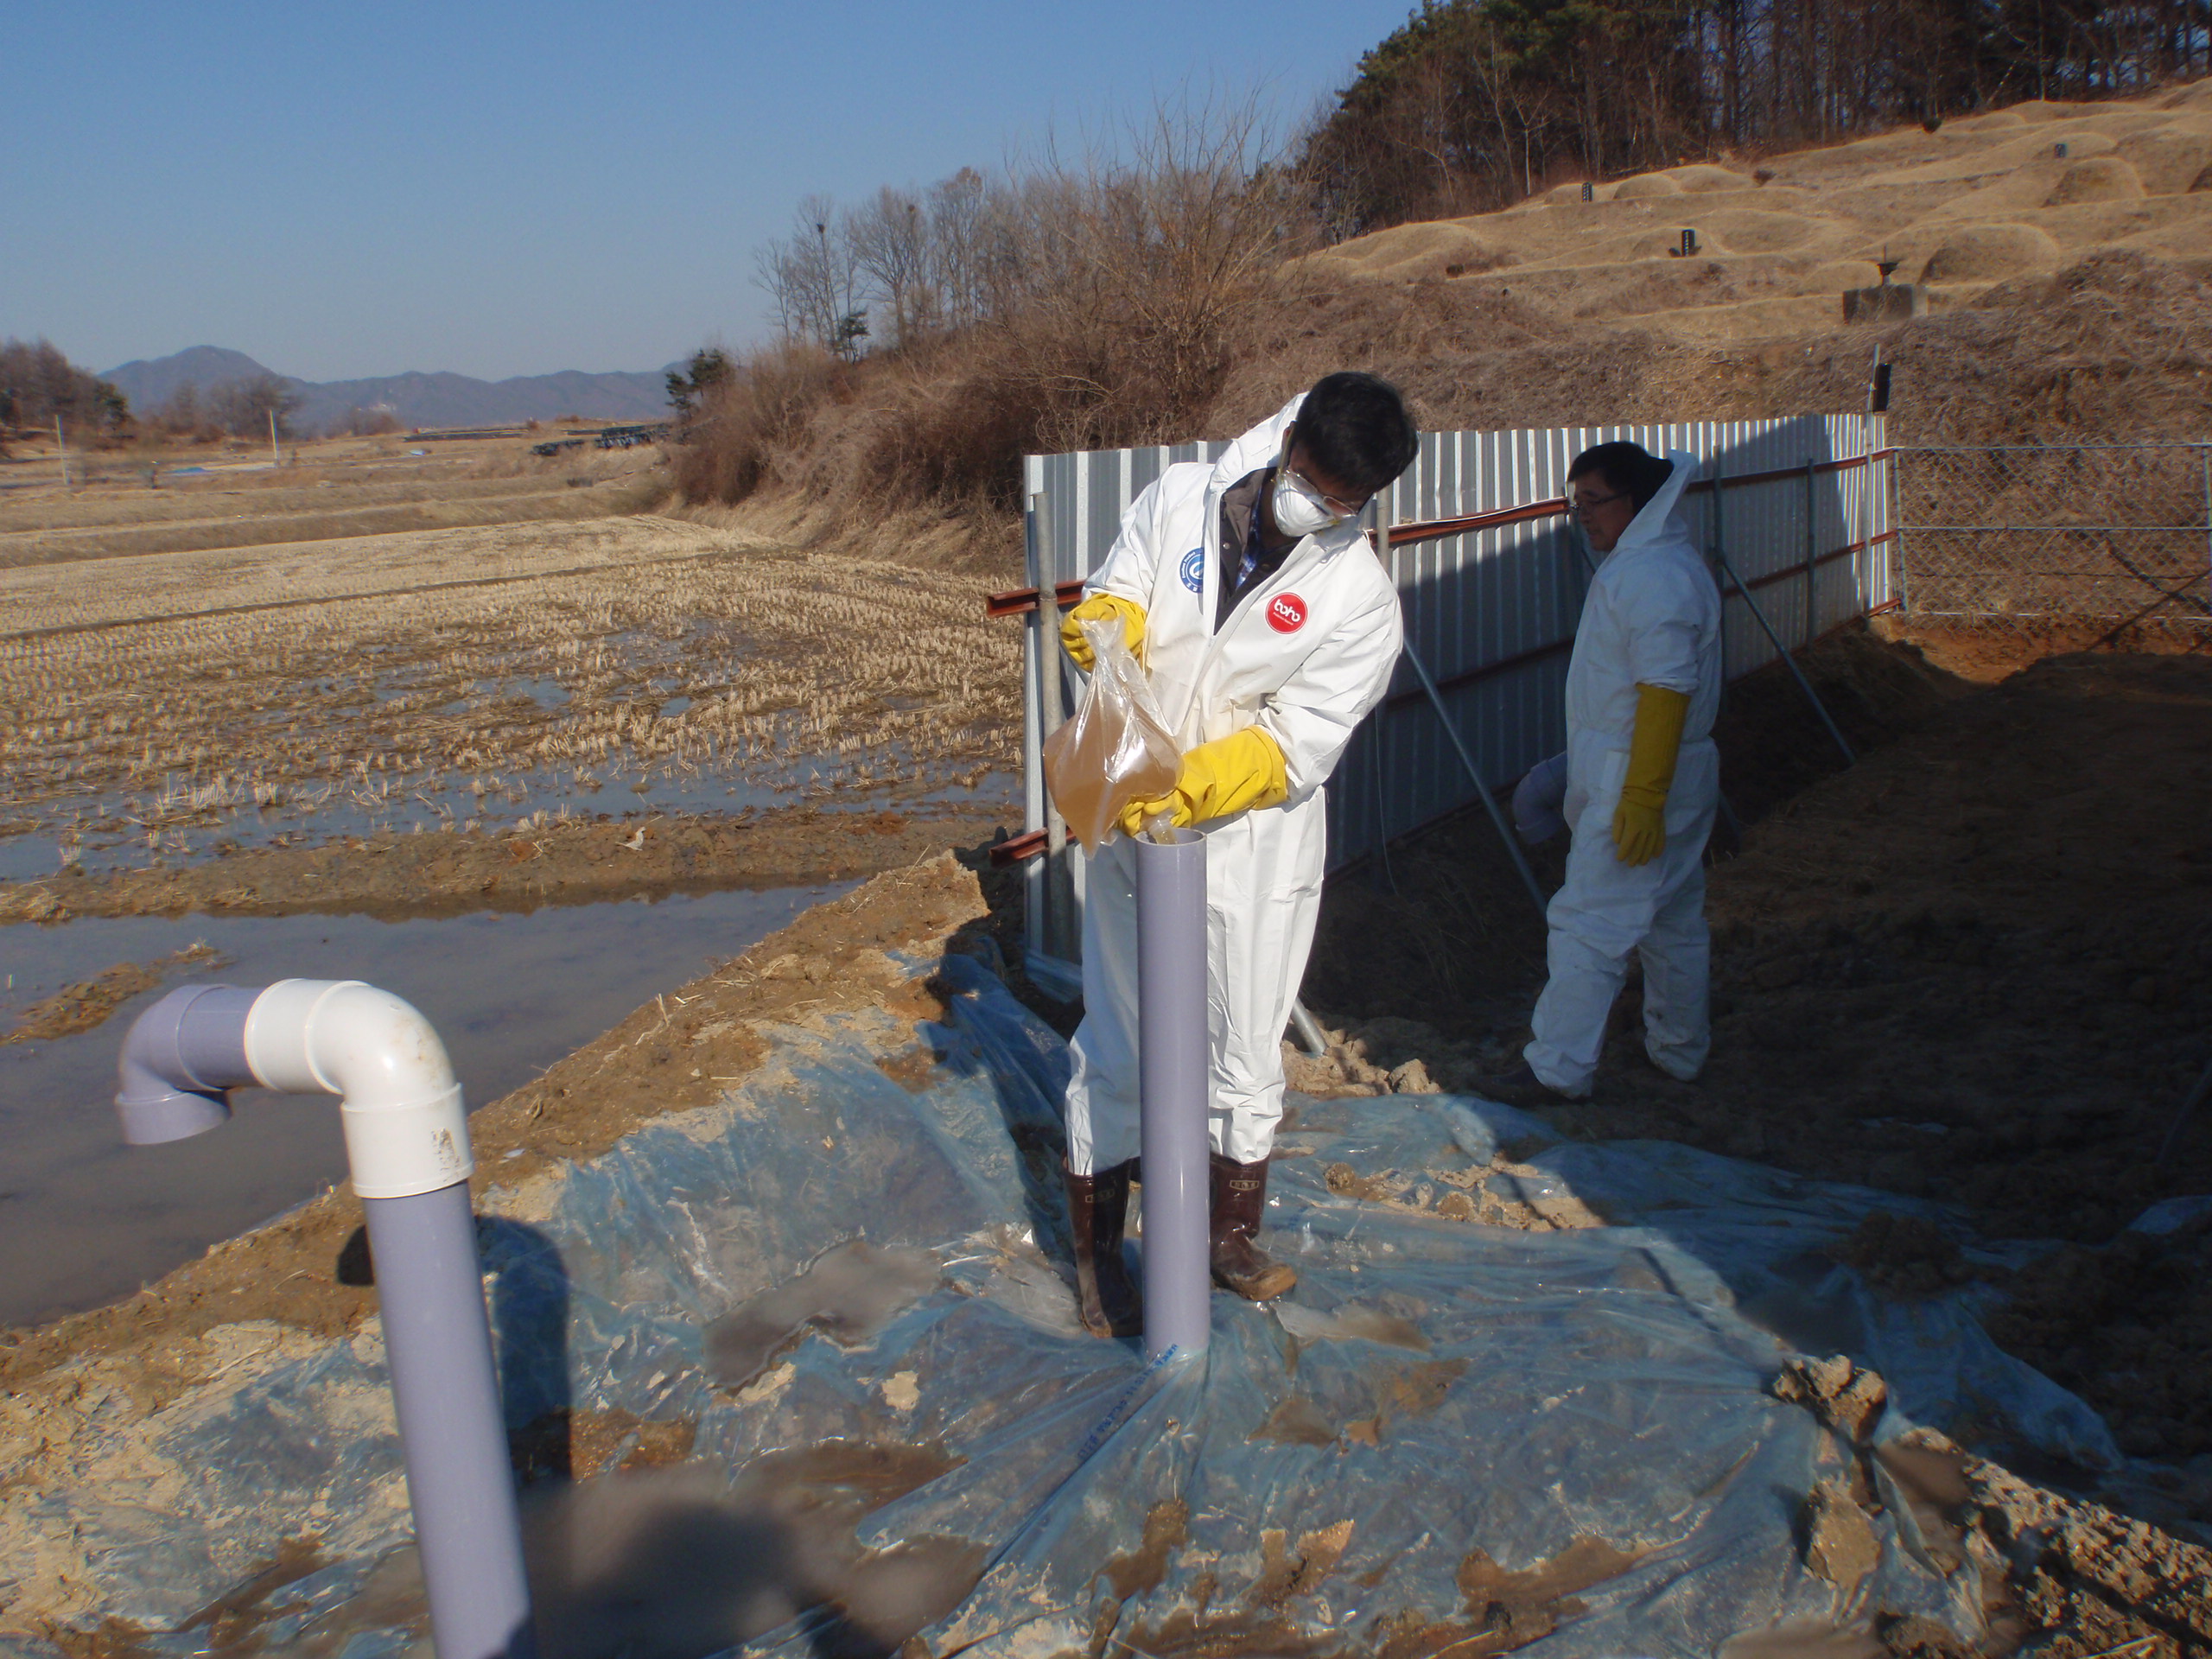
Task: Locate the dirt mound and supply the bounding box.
[1695,209,1820,252]
[2047,156,2147,205]
[2114,121,2212,193]
[0,805,1006,926]
[1712,621,1965,821]
[1323,221,1513,279]
[1301,635,2212,1533]
[1986,1217,2212,1462]
[1670,164,1757,194]
[1612,171,1683,199]
[1921,221,2064,281]
[1797,258,1884,292]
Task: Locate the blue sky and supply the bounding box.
[5,2,1414,382]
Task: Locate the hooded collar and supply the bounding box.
[1207,392,1366,561]
[1608,448,1701,556]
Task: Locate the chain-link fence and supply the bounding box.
[1895,444,2212,632]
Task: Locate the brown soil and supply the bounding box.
[0,804,1009,928]
[1,944,221,1042]
[1300,625,2212,1516]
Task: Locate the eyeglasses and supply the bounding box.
[1567,484,1628,517]
[1285,463,1371,520]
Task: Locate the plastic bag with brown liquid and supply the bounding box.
[1043,617,1181,852]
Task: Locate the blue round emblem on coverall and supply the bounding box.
[1180,547,1205,593]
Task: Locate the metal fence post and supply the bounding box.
[1033,490,1080,964]
[1401,641,1548,918]
[1021,492,1049,965]
[1713,543,1857,766]
[1804,457,1821,649]
[1371,511,1398,893]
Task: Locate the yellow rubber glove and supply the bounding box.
[1117,728,1289,836]
[1060,594,1146,670]
[1611,683,1691,868]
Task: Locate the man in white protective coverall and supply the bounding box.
[1053,372,1417,1337]
[1483,441,1723,1105]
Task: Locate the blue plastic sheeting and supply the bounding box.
[3,954,2124,1658]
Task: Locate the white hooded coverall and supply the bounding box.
[1524,451,1723,1096]
[1064,398,1405,1174]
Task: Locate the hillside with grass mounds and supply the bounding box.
[1204,84,2212,452]
[1311,84,2212,341]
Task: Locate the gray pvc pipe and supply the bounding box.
[1135,830,1210,1360]
[116,983,259,1143]
[365,1181,535,1659]
[113,983,534,1659]
[1287,1000,1329,1060]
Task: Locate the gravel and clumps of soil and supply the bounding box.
[1766,1351,2212,1658]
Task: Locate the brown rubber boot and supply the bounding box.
[1208,1153,1298,1302]
[1063,1158,1141,1338]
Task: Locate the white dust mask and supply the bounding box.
[1271,467,1340,538]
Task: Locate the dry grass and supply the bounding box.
[665,84,2212,559]
[0,437,670,564]
[0,515,1020,861]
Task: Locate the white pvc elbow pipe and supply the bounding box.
[243,979,473,1197]
[115,980,531,1659]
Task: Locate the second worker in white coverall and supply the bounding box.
[1054,372,1417,1337]
[1484,441,1723,1105]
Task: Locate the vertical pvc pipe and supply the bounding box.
[113,982,533,1659]
[365,1181,536,1659]
[1135,830,1209,1360]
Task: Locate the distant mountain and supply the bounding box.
[101,346,676,433]
[103,346,275,410]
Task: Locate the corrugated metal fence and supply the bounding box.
[1007,412,1895,969]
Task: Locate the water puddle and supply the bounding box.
[0,882,852,1328]
[5,766,1019,879]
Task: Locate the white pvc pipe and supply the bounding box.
[242,979,473,1198]
[115,980,532,1659]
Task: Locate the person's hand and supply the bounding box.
[1611,796,1665,866]
[1060,594,1146,670]
[1512,751,1568,846]
[1116,728,1288,838]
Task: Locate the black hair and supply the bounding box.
[1292,372,1419,496]
[1567,441,1674,512]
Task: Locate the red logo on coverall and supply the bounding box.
[1267,593,1308,633]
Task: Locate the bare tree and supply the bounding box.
[207,374,302,441]
[847,187,933,346]
[752,197,873,358]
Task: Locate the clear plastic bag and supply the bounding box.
[1043,618,1180,852]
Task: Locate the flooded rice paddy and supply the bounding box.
[0,883,851,1327]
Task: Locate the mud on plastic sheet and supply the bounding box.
[3,954,2135,1659]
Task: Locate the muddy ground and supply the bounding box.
[7,602,2212,1652]
[0,803,1008,931]
[8,842,2210,1659]
[1299,622,2212,1538]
